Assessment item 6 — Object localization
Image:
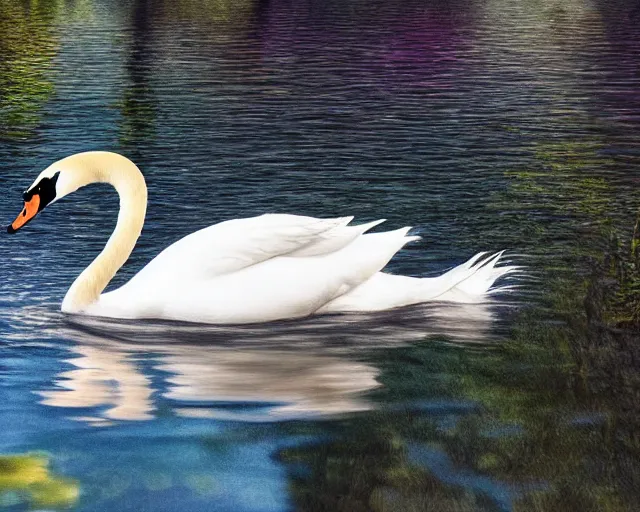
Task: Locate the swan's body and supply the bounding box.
[8,152,517,324]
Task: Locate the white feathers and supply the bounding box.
[96,214,517,323]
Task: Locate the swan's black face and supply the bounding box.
[7,172,60,234]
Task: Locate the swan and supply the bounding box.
[7,151,517,324]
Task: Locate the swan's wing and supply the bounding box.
[125,214,384,289]
[128,226,419,324]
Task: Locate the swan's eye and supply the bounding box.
[24,172,60,209]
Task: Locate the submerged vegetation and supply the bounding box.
[0,452,79,509]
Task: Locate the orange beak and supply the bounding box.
[8,194,41,234]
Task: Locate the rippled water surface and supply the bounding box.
[1,0,640,510]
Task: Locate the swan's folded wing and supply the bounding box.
[125,214,358,289]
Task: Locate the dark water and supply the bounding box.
[1,0,640,510]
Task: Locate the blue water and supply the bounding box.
[1,0,639,510]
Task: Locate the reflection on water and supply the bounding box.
[29,301,505,425]
[117,0,158,148]
[39,343,156,424]
[0,0,58,139]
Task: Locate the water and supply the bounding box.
[1,0,639,510]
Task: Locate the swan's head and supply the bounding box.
[7,151,145,234]
[6,161,82,234]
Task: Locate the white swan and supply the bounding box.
[7,151,517,324]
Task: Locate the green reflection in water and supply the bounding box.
[0,0,61,140]
[487,138,619,260]
[0,452,79,509]
[160,0,256,24]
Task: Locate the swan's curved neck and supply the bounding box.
[61,152,147,313]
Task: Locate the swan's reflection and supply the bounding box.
[39,344,155,425]
[37,330,384,424]
[26,301,510,425]
[162,349,380,420]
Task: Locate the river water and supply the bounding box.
[1,0,639,510]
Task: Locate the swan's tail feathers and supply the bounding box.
[429,251,523,303]
[317,250,521,314]
[461,251,490,269]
